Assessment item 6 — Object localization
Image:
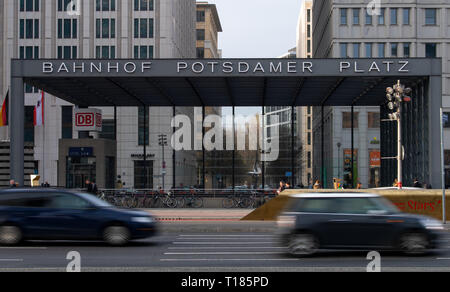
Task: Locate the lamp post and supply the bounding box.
[386,80,412,190]
[158,133,168,191]
[337,142,342,180]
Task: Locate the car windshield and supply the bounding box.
[76,192,113,208]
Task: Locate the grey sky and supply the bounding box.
[206,0,303,58]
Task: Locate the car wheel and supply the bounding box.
[398,232,429,255]
[103,225,130,246]
[0,225,22,246]
[287,233,319,256]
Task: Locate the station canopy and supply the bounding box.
[12,58,441,107]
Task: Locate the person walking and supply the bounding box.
[313,180,321,190]
[90,181,98,195]
[277,181,286,195]
[9,179,16,188]
[413,178,422,188]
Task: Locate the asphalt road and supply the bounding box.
[1,226,450,272]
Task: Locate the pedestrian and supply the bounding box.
[9,179,16,188]
[86,179,92,193]
[313,180,321,190]
[356,181,362,189]
[116,175,123,189]
[393,179,399,188]
[90,181,98,195]
[277,181,286,195]
[285,182,292,189]
[413,178,422,188]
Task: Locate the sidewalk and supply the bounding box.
[144,208,254,221]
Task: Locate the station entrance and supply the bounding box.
[9,58,443,189]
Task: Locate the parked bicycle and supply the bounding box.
[177,194,203,208]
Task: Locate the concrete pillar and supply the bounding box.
[10,77,24,186]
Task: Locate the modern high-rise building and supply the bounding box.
[0,0,197,188]
[296,0,313,187]
[312,0,450,188]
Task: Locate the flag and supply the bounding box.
[0,90,8,127]
[34,91,44,126]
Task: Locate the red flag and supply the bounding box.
[0,90,8,127]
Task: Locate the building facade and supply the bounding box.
[196,1,222,59]
[296,0,314,187]
[311,0,450,188]
[0,0,197,188]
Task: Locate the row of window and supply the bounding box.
[56,0,154,12]
[20,45,154,60]
[340,42,437,58]
[21,17,154,40]
[19,0,39,12]
[342,112,380,129]
[340,7,438,26]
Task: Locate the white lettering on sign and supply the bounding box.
[39,60,412,75]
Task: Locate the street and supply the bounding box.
[1,226,450,272]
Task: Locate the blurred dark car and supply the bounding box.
[0,188,157,246]
[277,193,444,256]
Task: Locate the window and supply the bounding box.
[134,46,154,59]
[365,10,372,25]
[368,112,380,128]
[61,106,73,139]
[25,106,35,144]
[340,43,348,58]
[296,198,340,213]
[425,9,437,25]
[100,120,115,140]
[19,46,39,93]
[307,152,311,168]
[20,19,39,39]
[390,8,398,25]
[20,0,39,12]
[96,0,116,11]
[403,8,411,25]
[353,43,360,58]
[425,43,437,58]
[0,193,51,208]
[403,43,411,57]
[138,106,149,146]
[196,47,205,59]
[307,25,311,38]
[197,10,205,22]
[307,133,311,146]
[307,9,311,22]
[353,8,360,25]
[307,117,311,130]
[96,18,115,38]
[58,18,77,39]
[342,112,359,128]
[197,29,205,41]
[58,0,71,11]
[337,198,380,214]
[378,8,385,25]
[134,18,154,38]
[365,43,373,57]
[95,46,115,59]
[134,0,154,11]
[340,8,347,25]
[443,112,450,128]
[378,43,385,57]
[57,46,77,59]
[49,194,91,209]
[391,43,398,57]
[134,161,153,189]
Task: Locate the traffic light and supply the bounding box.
[158,134,168,146]
[386,81,412,119]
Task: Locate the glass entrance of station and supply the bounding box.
[66,156,96,189]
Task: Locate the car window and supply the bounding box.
[0,192,51,208]
[296,198,340,213]
[337,198,382,214]
[48,193,92,209]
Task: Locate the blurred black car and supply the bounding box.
[277,193,444,256]
[0,188,157,246]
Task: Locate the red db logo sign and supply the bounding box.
[76,113,95,127]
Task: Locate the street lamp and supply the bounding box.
[158,133,168,191]
[337,142,342,180]
[386,80,412,190]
